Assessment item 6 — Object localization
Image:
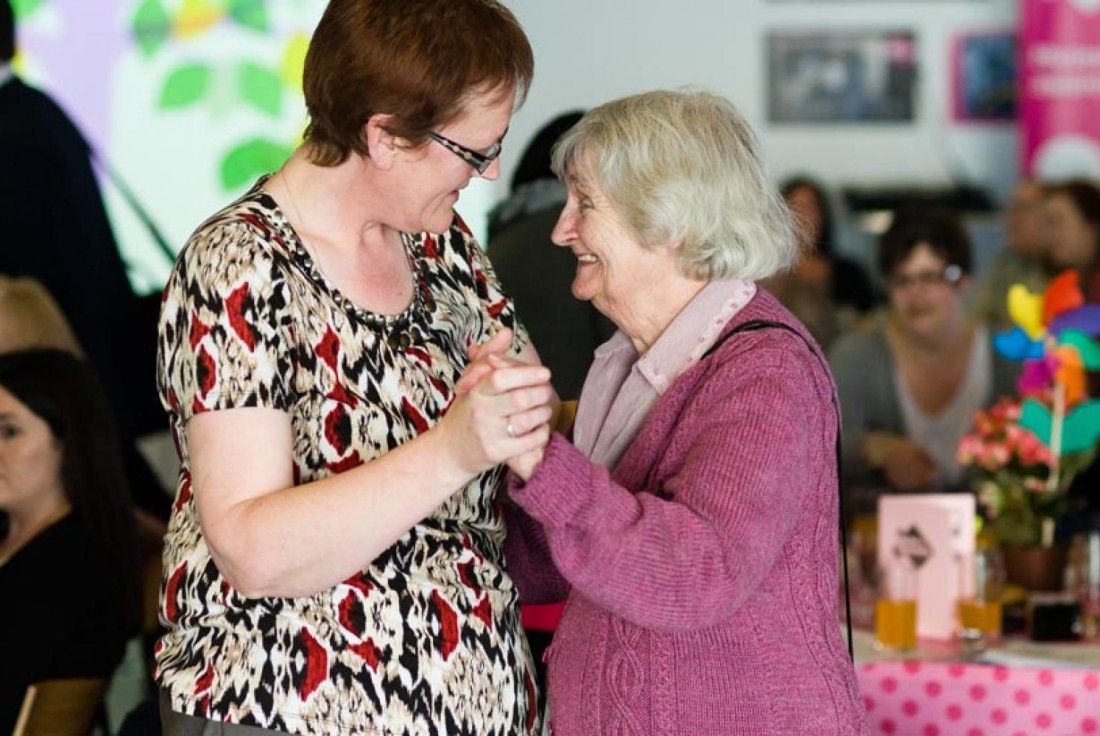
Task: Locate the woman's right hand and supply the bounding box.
[437,350,554,479]
[864,433,937,491]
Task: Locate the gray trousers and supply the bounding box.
[159,691,288,735]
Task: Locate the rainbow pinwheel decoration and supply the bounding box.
[992,270,1100,488]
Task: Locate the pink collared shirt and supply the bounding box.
[574,278,756,468]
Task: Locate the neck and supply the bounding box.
[279,146,395,251]
[625,277,709,354]
[0,499,71,562]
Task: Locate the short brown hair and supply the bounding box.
[877,207,972,279]
[303,0,534,167]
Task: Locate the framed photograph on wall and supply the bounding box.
[951,31,1016,123]
[766,30,918,123]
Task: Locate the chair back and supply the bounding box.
[12,677,107,736]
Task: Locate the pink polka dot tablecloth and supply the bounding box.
[858,660,1100,736]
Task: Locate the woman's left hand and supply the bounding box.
[483,354,549,481]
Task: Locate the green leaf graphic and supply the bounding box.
[132,0,172,58]
[159,64,212,110]
[239,62,283,118]
[227,0,269,32]
[12,0,45,20]
[220,138,292,192]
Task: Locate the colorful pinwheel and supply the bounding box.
[992,271,1100,480]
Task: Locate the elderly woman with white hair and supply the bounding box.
[471,89,868,735]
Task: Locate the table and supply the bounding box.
[852,628,1100,735]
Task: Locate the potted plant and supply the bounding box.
[958,272,1100,589]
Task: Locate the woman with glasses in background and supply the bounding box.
[829,208,1019,516]
[154,1,555,733]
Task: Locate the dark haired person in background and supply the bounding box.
[829,208,1018,517]
[764,176,876,350]
[0,0,169,524]
[1042,179,1100,521]
[0,349,139,734]
[488,111,617,400]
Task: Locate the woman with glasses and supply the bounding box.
[155,1,554,733]
[829,208,1019,516]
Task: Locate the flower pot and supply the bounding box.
[1002,545,1068,592]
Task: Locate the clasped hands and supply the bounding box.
[442,328,556,481]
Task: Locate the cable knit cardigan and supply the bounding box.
[505,291,869,735]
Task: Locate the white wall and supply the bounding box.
[503,0,1020,206]
[16,0,1021,290]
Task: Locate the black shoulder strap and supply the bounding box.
[704,319,854,661]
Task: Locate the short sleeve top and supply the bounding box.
[154,178,538,735]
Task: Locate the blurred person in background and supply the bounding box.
[0,275,169,536]
[830,208,1018,517]
[971,178,1054,330]
[1042,180,1100,517]
[0,0,164,445]
[0,349,139,734]
[763,176,876,350]
[488,110,616,401]
[1043,179,1100,302]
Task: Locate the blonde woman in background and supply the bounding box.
[0,275,82,354]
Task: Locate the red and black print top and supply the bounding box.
[154,178,540,735]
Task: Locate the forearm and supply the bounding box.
[515,430,807,632]
[502,496,569,604]
[199,427,472,599]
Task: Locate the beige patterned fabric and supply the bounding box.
[155,177,538,735]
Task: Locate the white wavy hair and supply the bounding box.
[551,88,797,281]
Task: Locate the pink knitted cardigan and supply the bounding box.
[506,290,869,735]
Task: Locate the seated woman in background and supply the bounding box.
[0,349,140,734]
[1043,180,1100,514]
[0,275,170,535]
[764,176,876,350]
[829,208,1018,517]
[1043,179,1100,301]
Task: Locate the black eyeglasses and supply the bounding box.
[888,264,964,290]
[428,131,502,175]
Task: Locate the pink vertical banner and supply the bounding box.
[1020,0,1100,180]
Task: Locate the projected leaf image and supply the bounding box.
[134,0,305,192]
[159,64,211,109]
[221,138,293,191]
[239,61,283,117]
[133,0,172,57]
[12,0,46,19]
[227,0,269,32]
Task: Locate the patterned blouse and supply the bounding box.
[155,178,539,735]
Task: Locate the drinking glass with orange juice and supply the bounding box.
[874,562,918,651]
[957,546,1006,651]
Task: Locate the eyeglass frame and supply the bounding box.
[887,264,964,291]
[427,131,503,175]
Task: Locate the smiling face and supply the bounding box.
[387,85,515,234]
[0,386,65,520]
[551,160,684,339]
[886,243,968,340]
